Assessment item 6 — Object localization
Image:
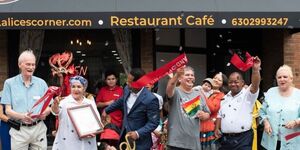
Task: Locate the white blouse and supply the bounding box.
[52,95,100,150]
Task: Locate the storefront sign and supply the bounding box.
[75,66,88,76]
[0,12,298,29]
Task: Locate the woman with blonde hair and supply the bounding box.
[260,65,300,150]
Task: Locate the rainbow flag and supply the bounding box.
[181,96,200,117]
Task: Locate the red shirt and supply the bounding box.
[96,86,123,128]
[200,91,224,132]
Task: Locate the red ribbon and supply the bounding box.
[285,132,300,141]
[230,52,254,72]
[130,53,188,89]
[30,86,61,118]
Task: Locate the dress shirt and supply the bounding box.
[127,88,144,114]
[218,85,259,133]
[1,74,48,115]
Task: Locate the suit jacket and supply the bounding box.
[105,86,160,150]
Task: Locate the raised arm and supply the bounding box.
[166,67,184,98]
[250,56,261,94]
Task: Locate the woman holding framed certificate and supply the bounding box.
[51,75,103,150]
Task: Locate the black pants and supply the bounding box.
[219,129,253,150]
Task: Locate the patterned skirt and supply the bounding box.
[200,131,220,150]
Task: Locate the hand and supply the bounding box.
[86,133,96,138]
[21,113,33,124]
[214,129,222,139]
[285,120,298,129]
[127,131,138,140]
[51,96,62,114]
[52,130,57,136]
[176,66,185,77]
[106,100,114,106]
[106,145,117,150]
[101,111,108,125]
[252,56,261,71]
[102,110,107,118]
[196,111,210,120]
[53,96,62,107]
[263,120,272,135]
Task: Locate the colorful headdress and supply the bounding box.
[69,75,88,89]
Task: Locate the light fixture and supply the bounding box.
[111,50,116,53]
[116,57,120,59]
[71,39,91,46]
[82,54,86,57]
[80,59,84,63]
[118,59,122,61]
[87,40,92,45]
[76,50,81,54]
[113,53,118,56]
[105,41,109,46]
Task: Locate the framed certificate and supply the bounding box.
[67,104,103,138]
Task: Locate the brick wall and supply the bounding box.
[140,29,154,73]
[0,31,8,90]
[261,30,284,91]
[283,31,300,88]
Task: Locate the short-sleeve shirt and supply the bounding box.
[96,86,123,128]
[217,85,259,133]
[1,74,48,115]
[167,87,210,149]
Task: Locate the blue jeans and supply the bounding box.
[0,121,11,150]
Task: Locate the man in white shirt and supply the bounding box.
[215,56,261,150]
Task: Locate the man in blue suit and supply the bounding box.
[103,68,160,150]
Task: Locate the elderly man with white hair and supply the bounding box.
[1,50,49,150]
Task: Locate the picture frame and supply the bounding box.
[67,104,103,138]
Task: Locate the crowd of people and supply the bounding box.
[0,50,300,150]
